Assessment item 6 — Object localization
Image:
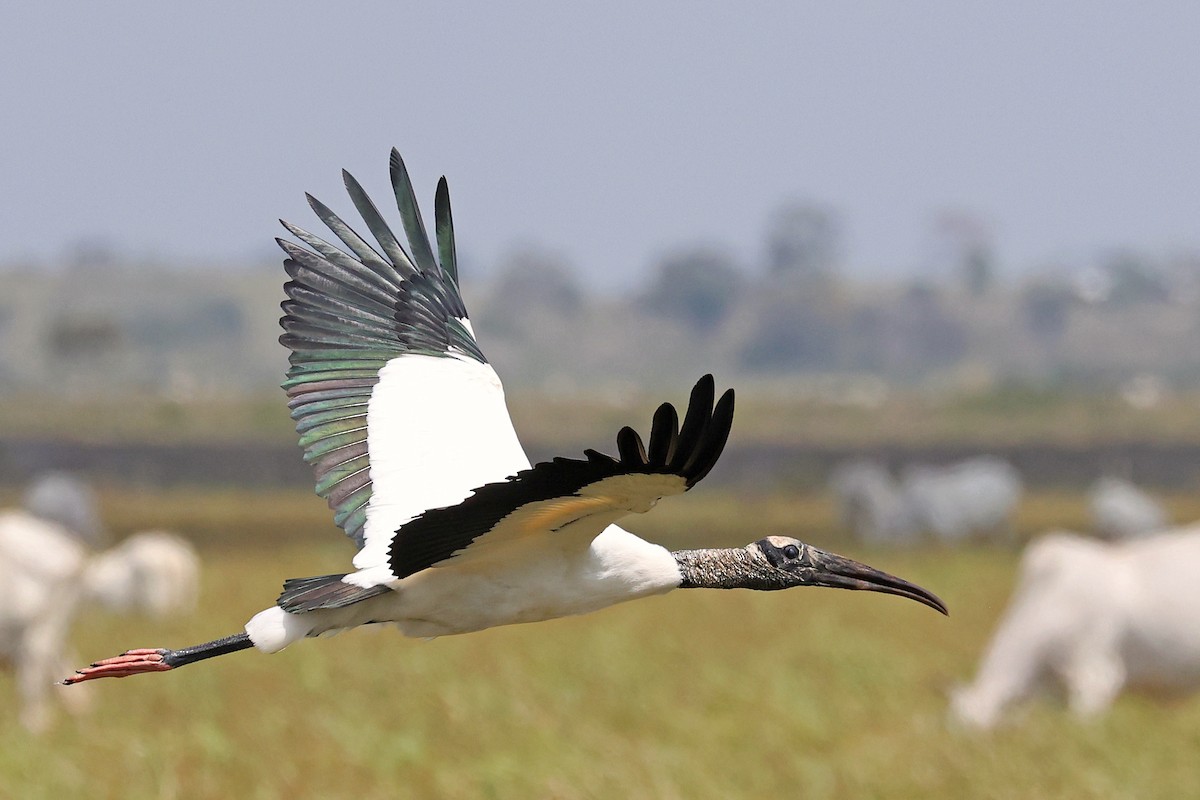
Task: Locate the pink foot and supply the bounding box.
[61,649,173,684]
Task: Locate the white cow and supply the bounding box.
[829,460,920,545]
[1088,476,1168,540]
[22,471,106,547]
[902,457,1022,544]
[0,512,92,732]
[84,531,200,618]
[951,526,1200,729]
[0,513,200,732]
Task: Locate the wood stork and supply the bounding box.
[64,150,946,685]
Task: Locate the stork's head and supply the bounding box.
[747,535,948,614]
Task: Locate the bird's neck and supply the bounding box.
[673,547,790,591]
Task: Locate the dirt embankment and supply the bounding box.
[3,437,1197,491]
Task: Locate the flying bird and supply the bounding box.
[65,151,946,685]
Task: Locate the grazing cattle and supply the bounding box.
[901,457,1022,544]
[951,527,1200,729]
[830,460,920,545]
[832,456,1021,545]
[83,531,200,618]
[1088,476,1168,540]
[22,471,106,548]
[0,512,92,732]
[0,513,198,732]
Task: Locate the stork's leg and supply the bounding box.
[61,633,252,684]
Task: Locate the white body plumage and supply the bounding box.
[246,525,681,651]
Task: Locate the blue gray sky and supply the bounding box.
[2,2,1197,288]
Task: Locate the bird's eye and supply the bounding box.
[782,544,800,560]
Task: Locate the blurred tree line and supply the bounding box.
[2,202,1200,402]
[466,202,1200,397]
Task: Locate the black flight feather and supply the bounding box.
[647,403,679,466]
[342,169,419,277]
[681,389,735,484]
[389,149,439,273]
[616,426,648,465]
[670,375,715,472]
[304,193,392,275]
[277,574,392,613]
[434,177,458,284]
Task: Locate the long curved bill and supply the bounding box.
[801,546,949,615]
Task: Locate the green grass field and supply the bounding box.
[4,489,1200,799]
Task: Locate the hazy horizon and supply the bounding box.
[3,2,1198,288]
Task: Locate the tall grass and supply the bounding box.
[3,489,1200,798]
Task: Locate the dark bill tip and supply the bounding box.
[803,546,949,615]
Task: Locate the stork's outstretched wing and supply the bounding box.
[387,375,735,578]
[279,150,530,570]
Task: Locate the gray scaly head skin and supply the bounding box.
[674,536,948,614]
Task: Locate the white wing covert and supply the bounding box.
[278,150,530,568]
[387,375,735,578]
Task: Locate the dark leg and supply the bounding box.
[61,633,253,685]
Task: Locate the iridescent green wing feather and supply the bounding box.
[279,150,484,547]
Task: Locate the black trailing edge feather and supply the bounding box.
[277,573,392,613]
[388,375,735,580]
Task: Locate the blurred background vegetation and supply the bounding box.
[3,208,1200,493]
